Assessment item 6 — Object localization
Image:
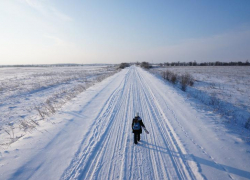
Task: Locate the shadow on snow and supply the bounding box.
[138,140,250,179]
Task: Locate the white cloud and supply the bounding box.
[24,0,73,21]
[51,7,73,21]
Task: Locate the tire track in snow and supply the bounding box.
[135,71,181,179]
[63,86,122,179]
[126,69,161,180]
[61,69,132,180]
[118,77,135,180]
[134,67,197,179]
[85,72,133,180]
[135,78,165,179]
[128,71,157,180]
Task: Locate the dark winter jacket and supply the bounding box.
[132,116,145,134]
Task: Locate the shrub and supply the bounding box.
[171,73,177,84]
[161,71,167,80]
[162,70,172,81]
[180,73,194,91]
[181,74,188,91]
[161,70,177,84]
[19,119,37,132]
[119,63,130,69]
[161,70,194,90]
[141,62,152,69]
[34,105,46,119]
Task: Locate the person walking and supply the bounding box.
[132,112,146,144]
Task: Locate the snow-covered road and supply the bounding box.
[1,66,250,180]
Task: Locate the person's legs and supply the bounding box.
[134,133,138,144]
[138,133,140,141]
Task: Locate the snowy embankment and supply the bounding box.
[0,65,118,146]
[151,66,250,141]
[0,66,250,180]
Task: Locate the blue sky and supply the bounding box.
[0,0,250,65]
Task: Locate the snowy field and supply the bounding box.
[150,66,250,129]
[0,66,250,180]
[0,65,118,146]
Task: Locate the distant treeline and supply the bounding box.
[0,64,113,68]
[119,61,250,69]
[159,60,250,67]
[119,62,152,69]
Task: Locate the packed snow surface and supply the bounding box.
[1,66,250,180]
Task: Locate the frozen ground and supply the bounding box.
[0,65,118,145]
[151,66,250,131]
[0,66,250,180]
